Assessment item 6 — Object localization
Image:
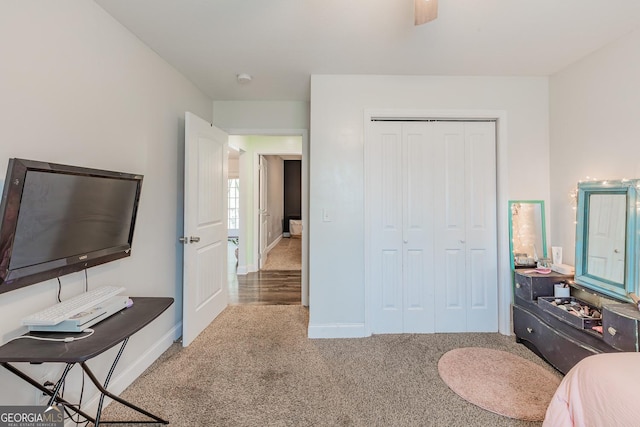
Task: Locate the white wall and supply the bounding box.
[213,101,309,130]
[0,1,211,407]
[309,75,550,337]
[549,28,640,265]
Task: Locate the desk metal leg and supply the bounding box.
[46,363,73,407]
[81,338,168,426]
[3,356,168,426]
[1,362,96,422]
[93,338,128,425]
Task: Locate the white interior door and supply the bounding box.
[367,122,435,333]
[433,123,467,332]
[402,123,436,333]
[258,155,268,269]
[367,120,497,334]
[434,121,497,332]
[369,122,404,333]
[182,112,228,347]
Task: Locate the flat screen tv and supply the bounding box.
[0,158,143,295]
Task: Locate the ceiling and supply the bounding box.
[95,0,640,102]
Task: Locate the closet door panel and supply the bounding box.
[442,132,465,232]
[403,124,435,333]
[469,248,489,307]
[465,122,498,331]
[405,249,425,309]
[445,249,466,303]
[381,133,401,239]
[434,122,467,332]
[369,122,404,333]
[381,249,402,310]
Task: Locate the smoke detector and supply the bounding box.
[237,73,252,84]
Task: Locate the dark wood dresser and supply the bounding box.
[513,270,640,374]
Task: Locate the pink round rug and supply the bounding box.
[438,347,561,421]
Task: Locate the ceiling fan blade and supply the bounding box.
[415,0,438,26]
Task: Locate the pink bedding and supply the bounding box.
[543,352,640,427]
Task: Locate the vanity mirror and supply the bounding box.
[508,200,547,270]
[575,180,640,302]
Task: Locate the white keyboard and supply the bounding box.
[22,286,126,326]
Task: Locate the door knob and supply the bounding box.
[179,237,188,244]
[459,240,465,244]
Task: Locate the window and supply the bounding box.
[228,178,239,230]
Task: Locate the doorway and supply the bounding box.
[225,132,308,306]
[259,155,302,272]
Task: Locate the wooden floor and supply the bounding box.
[228,270,301,305]
[227,240,302,305]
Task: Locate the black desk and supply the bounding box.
[0,297,174,425]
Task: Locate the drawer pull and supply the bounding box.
[515,283,521,289]
[607,327,617,336]
[526,327,533,333]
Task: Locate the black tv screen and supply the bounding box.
[0,159,143,294]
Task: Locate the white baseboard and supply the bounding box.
[307,322,368,338]
[266,235,282,253]
[236,263,258,275]
[68,322,182,425]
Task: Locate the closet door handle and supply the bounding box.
[459,240,465,244]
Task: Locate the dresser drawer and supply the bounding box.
[602,304,640,352]
[514,271,572,301]
[513,305,600,374]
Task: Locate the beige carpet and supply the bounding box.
[102,306,561,427]
[261,237,301,271]
[438,348,561,421]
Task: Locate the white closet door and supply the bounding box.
[464,122,498,331]
[368,122,435,333]
[434,122,497,332]
[367,120,497,334]
[433,122,467,332]
[368,122,404,333]
[402,123,435,333]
